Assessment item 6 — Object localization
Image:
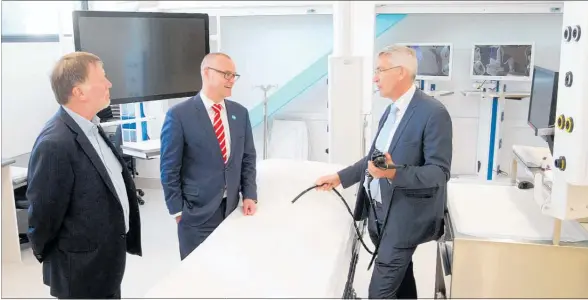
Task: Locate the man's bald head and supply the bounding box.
[200,52,232,71]
[200,52,239,102]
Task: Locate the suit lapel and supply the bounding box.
[193,95,224,162]
[58,108,122,207]
[96,126,139,211]
[388,90,421,154]
[224,100,239,165]
[97,126,129,178]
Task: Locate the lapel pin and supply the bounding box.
[232,115,236,120]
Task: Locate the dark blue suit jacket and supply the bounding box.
[338,89,452,249]
[26,107,142,298]
[160,94,257,226]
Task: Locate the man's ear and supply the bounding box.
[71,86,84,99]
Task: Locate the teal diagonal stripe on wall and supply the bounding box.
[249,14,407,128]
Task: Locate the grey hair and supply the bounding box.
[378,45,418,79]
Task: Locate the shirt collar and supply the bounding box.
[200,92,225,111]
[391,84,416,114]
[62,106,100,135]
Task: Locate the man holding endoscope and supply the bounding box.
[315,45,453,299]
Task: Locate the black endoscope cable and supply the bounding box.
[291,185,375,255]
[291,150,409,267]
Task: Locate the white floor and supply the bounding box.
[1,188,437,299]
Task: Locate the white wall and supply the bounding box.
[135,14,334,178]
[220,14,333,109]
[373,13,564,176]
[1,43,63,158]
[1,1,78,159]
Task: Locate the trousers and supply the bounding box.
[177,199,227,260]
[367,210,417,299]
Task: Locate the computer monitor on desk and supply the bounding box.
[527,66,559,155]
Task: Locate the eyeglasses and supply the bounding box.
[208,67,240,81]
[374,66,401,75]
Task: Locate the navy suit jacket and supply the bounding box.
[338,89,452,248]
[160,94,257,226]
[27,107,142,298]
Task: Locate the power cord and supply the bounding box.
[291,185,375,255]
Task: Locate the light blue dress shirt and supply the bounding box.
[363,84,416,204]
[364,104,398,204]
[63,106,130,233]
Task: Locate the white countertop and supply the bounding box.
[448,181,588,243]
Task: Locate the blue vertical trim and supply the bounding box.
[486,81,500,180]
[140,103,149,141]
[420,80,425,90]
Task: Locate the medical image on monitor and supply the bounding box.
[472,44,533,79]
[406,45,451,78]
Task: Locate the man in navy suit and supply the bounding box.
[27,52,142,299]
[316,45,452,299]
[160,52,258,260]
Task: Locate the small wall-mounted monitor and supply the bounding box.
[398,43,452,80]
[527,66,558,153]
[470,43,534,81]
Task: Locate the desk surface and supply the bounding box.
[2,159,16,167]
[122,139,160,152]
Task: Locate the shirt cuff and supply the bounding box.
[172,212,182,218]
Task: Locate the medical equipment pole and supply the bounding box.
[255,84,277,160]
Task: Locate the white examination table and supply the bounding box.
[146,159,361,298]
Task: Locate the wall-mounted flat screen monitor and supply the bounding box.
[528,66,558,154]
[73,11,210,105]
[397,43,452,80]
[470,43,534,81]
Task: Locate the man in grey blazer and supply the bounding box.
[316,45,452,299]
[160,53,258,260]
[27,52,142,299]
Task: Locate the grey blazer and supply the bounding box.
[337,89,452,248]
[27,107,142,298]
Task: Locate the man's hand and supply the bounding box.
[315,174,341,191]
[243,199,257,216]
[175,215,181,224]
[368,152,397,179]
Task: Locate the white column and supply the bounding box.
[549,1,588,220]
[328,1,376,166]
[351,1,377,154]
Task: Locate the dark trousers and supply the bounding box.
[367,214,417,299]
[177,199,227,260]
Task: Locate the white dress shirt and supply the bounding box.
[173,93,231,218]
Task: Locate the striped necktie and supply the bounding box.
[212,104,227,163]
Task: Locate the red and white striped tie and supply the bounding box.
[212,104,227,163]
